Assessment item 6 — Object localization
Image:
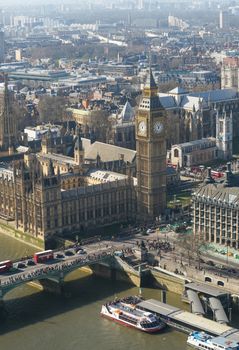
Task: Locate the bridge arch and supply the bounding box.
[217,280,224,287]
[0,274,62,300]
[205,276,212,283]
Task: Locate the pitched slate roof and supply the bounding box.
[190,89,237,103]
[195,175,239,205]
[158,88,238,111]
[180,95,205,110]
[159,95,177,109]
[84,140,136,163]
[118,101,135,123]
[169,87,188,95]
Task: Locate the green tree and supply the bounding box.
[177,233,207,268]
[37,96,67,123]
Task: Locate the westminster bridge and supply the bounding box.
[0,240,148,304]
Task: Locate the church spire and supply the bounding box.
[140,68,162,110]
[144,68,158,90]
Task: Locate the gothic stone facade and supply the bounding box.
[0,156,136,244]
[159,88,239,153]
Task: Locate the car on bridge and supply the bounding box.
[0,260,13,273]
[17,262,26,269]
[55,253,64,259]
[65,250,75,256]
[77,249,86,255]
[146,229,155,234]
[27,260,36,266]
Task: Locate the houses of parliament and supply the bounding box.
[0,72,167,246]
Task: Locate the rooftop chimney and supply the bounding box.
[224,170,231,187]
[224,162,232,187]
[227,162,232,173]
[205,167,214,184]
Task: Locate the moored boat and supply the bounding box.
[100,296,165,333]
[187,331,239,350]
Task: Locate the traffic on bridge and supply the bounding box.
[0,240,131,297]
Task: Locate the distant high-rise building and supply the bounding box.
[219,10,229,29]
[0,10,3,26]
[127,12,131,27]
[138,0,144,10]
[15,49,22,62]
[0,30,4,63]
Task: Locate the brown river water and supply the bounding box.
[2,233,233,350]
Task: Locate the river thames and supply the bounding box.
[0,234,189,350]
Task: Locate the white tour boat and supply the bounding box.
[101,296,165,333]
[187,331,239,350]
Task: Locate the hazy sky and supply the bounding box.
[0,0,83,6]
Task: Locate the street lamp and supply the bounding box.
[226,239,230,267]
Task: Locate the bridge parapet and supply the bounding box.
[0,250,114,299]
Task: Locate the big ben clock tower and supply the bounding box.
[136,69,167,219]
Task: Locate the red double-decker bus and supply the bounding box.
[211,170,224,179]
[0,260,13,273]
[34,250,54,264]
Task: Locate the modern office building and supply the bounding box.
[219,10,229,30]
[192,164,239,249]
[0,29,4,63]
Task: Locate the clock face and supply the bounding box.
[153,121,163,134]
[138,121,147,136]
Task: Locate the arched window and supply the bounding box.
[174,149,179,158]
